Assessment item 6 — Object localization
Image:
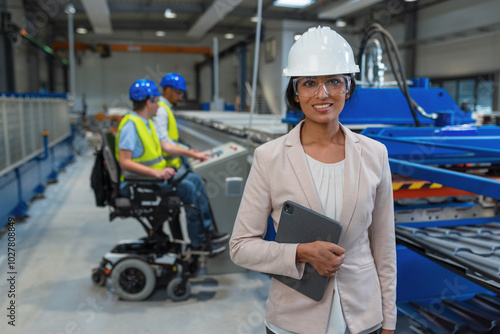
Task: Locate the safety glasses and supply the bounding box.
[173,89,184,97]
[293,75,351,98]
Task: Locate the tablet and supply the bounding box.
[271,200,343,301]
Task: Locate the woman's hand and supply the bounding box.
[296,241,345,277]
[380,330,394,334]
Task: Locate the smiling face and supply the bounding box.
[293,75,351,125]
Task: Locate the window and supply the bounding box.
[431,74,496,113]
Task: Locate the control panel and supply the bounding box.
[188,142,247,170]
[189,141,249,274]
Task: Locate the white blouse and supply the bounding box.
[267,154,347,334]
[305,154,344,222]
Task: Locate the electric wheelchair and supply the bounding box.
[91,130,225,301]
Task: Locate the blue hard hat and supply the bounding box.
[160,73,187,92]
[129,79,161,101]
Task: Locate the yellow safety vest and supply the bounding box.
[115,114,167,181]
[158,100,182,169]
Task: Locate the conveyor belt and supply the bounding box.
[396,223,500,333]
[398,293,500,334]
[396,223,500,294]
[176,111,288,147]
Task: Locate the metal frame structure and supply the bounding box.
[362,126,500,201]
[360,124,500,332]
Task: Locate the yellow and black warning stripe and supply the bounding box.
[393,182,443,191]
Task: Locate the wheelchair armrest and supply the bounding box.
[123,176,165,199]
[123,168,191,190]
[124,176,164,184]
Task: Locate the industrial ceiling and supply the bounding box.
[18,0,436,47]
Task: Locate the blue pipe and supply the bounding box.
[35,131,50,161]
[10,169,29,219]
[62,121,77,166]
[69,121,76,142]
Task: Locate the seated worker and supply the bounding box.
[116,79,229,251]
[153,72,188,171]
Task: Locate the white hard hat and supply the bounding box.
[283,26,360,77]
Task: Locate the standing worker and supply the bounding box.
[153,72,187,170]
[230,26,396,334]
[153,72,230,244]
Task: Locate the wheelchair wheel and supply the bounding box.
[110,258,156,301]
[167,277,191,301]
[91,268,106,286]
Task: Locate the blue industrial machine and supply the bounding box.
[281,23,500,332]
[362,123,500,331]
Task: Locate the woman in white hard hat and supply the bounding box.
[230,26,396,334]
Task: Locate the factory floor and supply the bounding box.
[0,151,412,334]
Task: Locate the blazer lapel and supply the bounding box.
[339,124,361,244]
[285,122,324,214]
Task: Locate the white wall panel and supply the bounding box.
[74,51,204,113]
[200,65,212,105]
[218,53,240,108]
[418,0,500,41]
[416,31,500,78]
[415,0,500,78]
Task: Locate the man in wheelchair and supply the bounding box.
[116,78,229,253]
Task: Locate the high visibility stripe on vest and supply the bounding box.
[115,113,167,180]
[158,100,182,169]
[158,101,179,141]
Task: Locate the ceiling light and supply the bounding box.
[335,19,347,27]
[250,16,259,23]
[404,0,417,2]
[294,34,302,41]
[76,27,88,34]
[224,33,235,39]
[155,31,166,37]
[164,9,177,19]
[273,0,315,9]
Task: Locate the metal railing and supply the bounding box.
[0,94,70,177]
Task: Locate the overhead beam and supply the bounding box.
[51,20,256,37]
[52,42,212,55]
[318,0,383,19]
[80,0,112,34]
[60,3,332,24]
[187,0,245,38]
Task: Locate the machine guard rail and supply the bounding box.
[388,158,500,200]
[363,127,500,200]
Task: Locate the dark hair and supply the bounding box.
[285,74,357,111]
[132,98,148,111]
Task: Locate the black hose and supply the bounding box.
[357,23,422,126]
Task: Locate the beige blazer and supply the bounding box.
[230,121,397,334]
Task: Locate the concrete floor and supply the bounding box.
[0,151,412,334]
